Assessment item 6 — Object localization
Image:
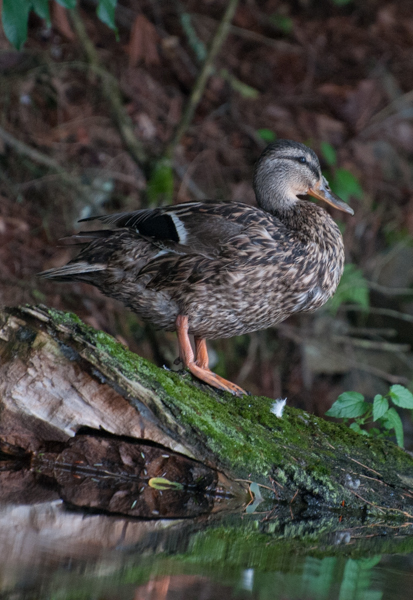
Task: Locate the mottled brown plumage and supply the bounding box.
[40,140,354,395]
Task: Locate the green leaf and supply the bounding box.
[326,391,369,419]
[269,14,293,34]
[320,141,337,167]
[380,407,404,448]
[389,384,413,409]
[369,427,382,437]
[349,422,369,435]
[373,394,389,421]
[147,158,174,205]
[328,263,369,314]
[55,0,77,8]
[220,69,259,99]
[31,0,51,26]
[330,168,363,202]
[246,482,264,513]
[2,0,30,49]
[358,555,382,569]
[181,13,206,63]
[97,0,117,32]
[148,477,183,491]
[256,129,276,143]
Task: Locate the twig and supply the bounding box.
[190,12,302,54]
[173,162,206,200]
[341,305,413,325]
[357,473,390,486]
[348,457,382,477]
[237,333,260,383]
[332,335,410,353]
[367,281,413,296]
[358,89,413,139]
[0,126,68,172]
[234,478,275,493]
[290,490,299,504]
[0,126,90,202]
[69,7,148,168]
[277,323,409,385]
[344,327,396,338]
[82,167,146,190]
[349,490,386,513]
[379,506,413,519]
[269,476,284,489]
[167,0,240,153]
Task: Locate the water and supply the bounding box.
[1,498,413,600]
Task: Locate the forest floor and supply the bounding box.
[1,0,413,425]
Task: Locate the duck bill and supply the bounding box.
[308,181,354,215]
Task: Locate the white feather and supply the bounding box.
[270,398,287,418]
[170,213,188,244]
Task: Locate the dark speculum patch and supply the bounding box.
[137,213,180,242]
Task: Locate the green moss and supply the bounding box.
[178,516,413,563]
[46,307,83,327]
[38,307,413,515]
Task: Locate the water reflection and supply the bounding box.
[2,433,413,600]
[0,496,413,599]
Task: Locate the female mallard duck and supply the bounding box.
[40,140,353,396]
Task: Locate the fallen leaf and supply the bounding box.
[51,2,75,41]
[127,14,160,68]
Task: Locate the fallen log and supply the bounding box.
[1,304,413,522]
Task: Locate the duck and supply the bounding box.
[40,140,354,396]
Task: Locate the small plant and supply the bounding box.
[147,158,174,206]
[320,141,363,203]
[2,0,118,50]
[256,129,277,143]
[220,69,260,99]
[326,385,413,448]
[181,13,207,63]
[328,263,369,314]
[269,14,293,35]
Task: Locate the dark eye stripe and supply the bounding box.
[278,155,320,180]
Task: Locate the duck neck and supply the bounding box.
[254,182,301,227]
[254,163,299,217]
[261,195,339,246]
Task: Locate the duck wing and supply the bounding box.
[79,201,259,258]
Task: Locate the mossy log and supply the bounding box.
[1,305,413,522]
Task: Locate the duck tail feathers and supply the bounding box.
[38,261,106,282]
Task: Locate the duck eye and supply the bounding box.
[298,157,307,164]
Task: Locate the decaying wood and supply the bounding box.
[1,304,413,525]
[0,306,195,456]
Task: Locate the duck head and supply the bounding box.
[253,139,354,216]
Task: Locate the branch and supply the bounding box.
[277,323,409,385]
[191,12,302,54]
[0,125,90,202]
[332,335,410,353]
[167,0,240,154]
[342,305,413,324]
[69,7,148,168]
[367,281,413,296]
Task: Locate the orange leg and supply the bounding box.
[194,336,209,369]
[176,315,246,396]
